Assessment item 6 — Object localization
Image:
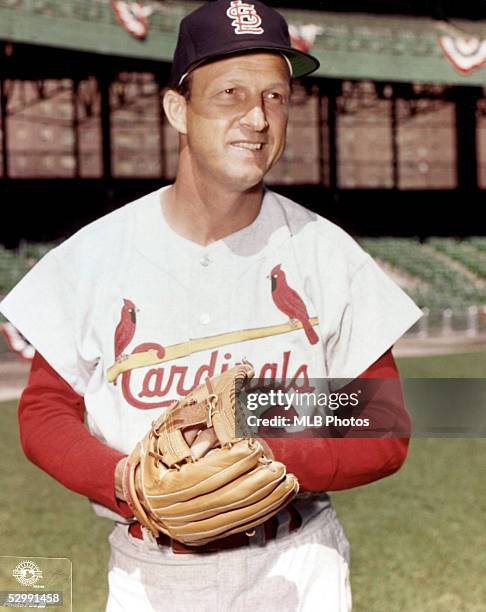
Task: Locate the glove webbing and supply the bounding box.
[158,400,209,467]
[205,378,235,447]
[157,378,233,466]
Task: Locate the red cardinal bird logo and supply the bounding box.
[114,298,138,362]
[270,265,319,345]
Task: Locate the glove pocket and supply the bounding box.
[156,462,288,523]
[166,477,300,544]
[145,439,263,503]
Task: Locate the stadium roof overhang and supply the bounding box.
[2,1,486,86]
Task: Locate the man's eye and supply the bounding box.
[266,92,284,102]
[223,88,236,95]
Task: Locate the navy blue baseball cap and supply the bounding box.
[170,0,320,86]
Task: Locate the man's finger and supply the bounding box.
[190,427,218,459]
[182,424,201,446]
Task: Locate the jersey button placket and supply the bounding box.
[189,251,217,336]
[199,313,211,325]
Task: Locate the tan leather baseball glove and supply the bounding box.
[122,362,299,546]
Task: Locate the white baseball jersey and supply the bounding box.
[0,186,422,522]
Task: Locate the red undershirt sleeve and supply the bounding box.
[263,348,411,491]
[18,351,132,519]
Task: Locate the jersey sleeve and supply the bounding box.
[326,254,423,380]
[19,351,133,521]
[0,248,94,395]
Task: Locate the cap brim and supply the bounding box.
[282,49,321,79]
[177,43,320,85]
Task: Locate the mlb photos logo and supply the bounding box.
[12,560,43,588]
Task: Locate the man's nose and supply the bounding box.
[239,102,269,132]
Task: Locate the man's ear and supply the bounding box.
[163,89,187,135]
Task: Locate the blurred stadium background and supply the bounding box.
[2,0,486,347]
[1,2,486,611]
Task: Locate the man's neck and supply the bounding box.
[161,176,264,246]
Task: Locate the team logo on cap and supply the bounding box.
[226,1,264,35]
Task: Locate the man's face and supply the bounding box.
[182,52,291,192]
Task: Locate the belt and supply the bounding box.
[128,505,303,554]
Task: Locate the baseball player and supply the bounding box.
[0,1,422,610]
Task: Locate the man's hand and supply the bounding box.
[115,457,127,501]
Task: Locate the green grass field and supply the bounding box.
[1,351,485,611]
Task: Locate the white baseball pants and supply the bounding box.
[106,506,352,612]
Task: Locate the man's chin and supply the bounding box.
[224,175,266,193]
[220,166,268,192]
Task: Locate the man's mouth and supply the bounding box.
[231,142,264,151]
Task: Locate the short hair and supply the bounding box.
[175,73,193,101]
